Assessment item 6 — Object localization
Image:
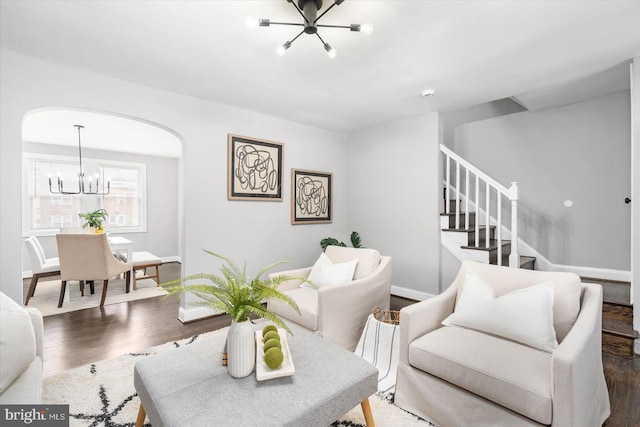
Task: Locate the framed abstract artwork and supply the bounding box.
[291,169,332,224]
[227,134,283,201]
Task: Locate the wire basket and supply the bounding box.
[372,306,400,325]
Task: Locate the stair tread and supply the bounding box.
[461,239,510,251]
[442,225,494,232]
[602,318,638,339]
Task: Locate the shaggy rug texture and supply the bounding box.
[43,327,434,427]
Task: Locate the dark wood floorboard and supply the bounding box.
[27,264,639,426]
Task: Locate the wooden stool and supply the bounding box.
[129,251,162,290]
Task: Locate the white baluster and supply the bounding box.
[445,155,450,214]
[465,168,470,230]
[475,175,480,247]
[485,181,490,249]
[509,182,520,268]
[497,194,502,266]
[455,161,460,229]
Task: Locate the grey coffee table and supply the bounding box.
[133,322,378,427]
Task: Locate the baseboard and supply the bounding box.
[178,305,222,323]
[540,262,631,282]
[391,285,434,302]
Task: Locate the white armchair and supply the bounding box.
[267,246,392,351]
[0,292,43,403]
[395,260,611,427]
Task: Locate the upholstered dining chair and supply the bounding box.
[24,236,60,305]
[55,233,132,308]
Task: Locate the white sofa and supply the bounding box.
[395,261,611,427]
[268,246,392,351]
[0,292,44,403]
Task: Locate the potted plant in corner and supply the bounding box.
[161,250,303,378]
[78,208,109,233]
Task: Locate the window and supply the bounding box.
[24,153,147,235]
[50,215,73,228]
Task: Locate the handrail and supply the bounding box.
[440,144,509,194]
[440,144,520,268]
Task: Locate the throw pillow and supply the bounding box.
[302,252,359,288]
[442,272,558,352]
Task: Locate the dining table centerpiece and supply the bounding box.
[161,250,302,378]
[78,208,109,233]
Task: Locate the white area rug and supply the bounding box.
[43,327,435,427]
[27,276,168,316]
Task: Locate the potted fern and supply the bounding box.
[78,208,109,233]
[161,250,302,378]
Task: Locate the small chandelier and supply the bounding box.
[49,125,110,195]
[246,0,373,58]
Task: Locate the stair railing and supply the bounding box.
[441,144,520,267]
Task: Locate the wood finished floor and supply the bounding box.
[29,263,639,427]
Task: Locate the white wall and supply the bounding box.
[0,49,349,307]
[346,113,441,299]
[450,91,631,271]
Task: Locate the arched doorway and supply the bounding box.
[21,107,184,309]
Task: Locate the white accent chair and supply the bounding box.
[24,236,60,305]
[267,246,392,351]
[56,233,132,308]
[0,292,43,403]
[395,260,611,427]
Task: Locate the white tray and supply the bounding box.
[255,329,295,381]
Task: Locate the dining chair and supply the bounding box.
[55,233,132,308]
[24,236,61,305]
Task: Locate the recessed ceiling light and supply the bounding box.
[421,89,436,98]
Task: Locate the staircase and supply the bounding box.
[440,145,637,356]
[440,144,534,269]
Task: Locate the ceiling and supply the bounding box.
[2,0,640,134]
[23,109,183,158]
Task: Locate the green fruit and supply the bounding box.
[262,325,278,337]
[263,338,282,352]
[264,347,284,369]
[263,330,280,343]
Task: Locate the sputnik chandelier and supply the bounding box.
[246,0,373,58]
[49,125,111,196]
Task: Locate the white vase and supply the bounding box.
[226,320,256,378]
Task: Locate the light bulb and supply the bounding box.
[324,44,337,59]
[276,41,291,56]
[245,16,259,29]
[361,22,373,35]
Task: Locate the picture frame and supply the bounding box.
[291,169,332,224]
[228,134,283,201]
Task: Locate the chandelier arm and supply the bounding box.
[268,21,304,27]
[289,29,306,45]
[315,32,328,46]
[317,24,354,29]
[313,1,339,24]
[289,1,309,24]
